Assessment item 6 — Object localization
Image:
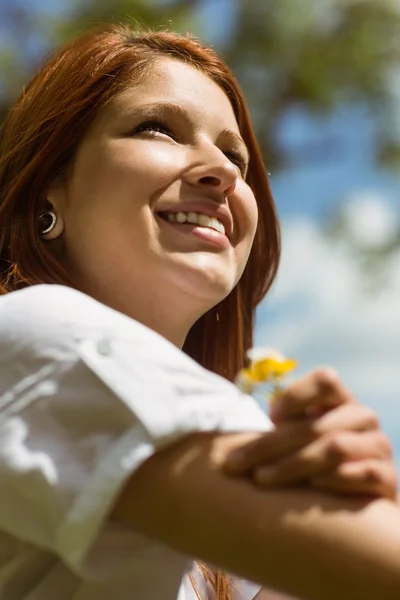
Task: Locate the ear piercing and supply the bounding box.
[39,211,57,235]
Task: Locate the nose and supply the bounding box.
[184,146,238,198]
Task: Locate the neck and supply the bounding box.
[83,281,206,348]
[123,294,198,348]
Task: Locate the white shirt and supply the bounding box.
[0,284,273,600]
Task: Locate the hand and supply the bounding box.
[224,368,397,500]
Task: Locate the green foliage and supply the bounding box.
[1,0,400,168]
[51,0,199,44]
[223,0,400,165]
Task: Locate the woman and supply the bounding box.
[0,23,398,600]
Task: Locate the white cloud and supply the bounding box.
[255,196,400,456]
[341,192,399,248]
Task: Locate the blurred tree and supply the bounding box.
[1,0,400,170]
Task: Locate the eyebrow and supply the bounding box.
[121,100,250,163]
[129,101,188,120]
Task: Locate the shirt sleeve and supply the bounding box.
[0,284,273,580]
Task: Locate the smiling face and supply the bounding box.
[46,58,258,343]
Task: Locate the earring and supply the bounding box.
[39,211,57,235]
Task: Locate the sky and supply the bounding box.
[256,102,400,469]
[200,0,400,468]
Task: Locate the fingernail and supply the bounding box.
[255,466,275,484]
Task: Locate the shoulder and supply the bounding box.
[0,283,93,325]
[0,284,162,349]
[0,284,122,331]
[0,284,210,384]
[0,285,272,434]
[0,285,188,382]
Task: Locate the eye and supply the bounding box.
[225,150,248,176]
[131,119,176,140]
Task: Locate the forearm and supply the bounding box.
[113,432,400,600]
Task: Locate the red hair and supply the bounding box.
[0,24,280,599]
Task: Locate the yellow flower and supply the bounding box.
[235,347,297,395]
[249,356,297,381]
[234,369,256,394]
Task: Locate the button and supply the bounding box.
[96,338,112,356]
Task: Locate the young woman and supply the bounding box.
[0,24,398,600]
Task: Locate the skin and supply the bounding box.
[44,55,395,500]
[42,57,398,597]
[114,431,400,600]
[47,58,256,348]
[226,369,396,500]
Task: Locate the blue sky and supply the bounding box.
[257,102,400,469]
[272,102,400,220]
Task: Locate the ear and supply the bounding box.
[39,181,67,240]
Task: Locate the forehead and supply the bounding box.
[109,57,240,133]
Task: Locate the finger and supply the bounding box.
[253,430,392,487]
[224,404,385,475]
[223,420,314,475]
[312,403,381,436]
[320,430,393,462]
[270,368,356,423]
[311,460,398,501]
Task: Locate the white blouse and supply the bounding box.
[0,284,273,600]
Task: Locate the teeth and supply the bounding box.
[187,212,198,224]
[210,217,224,234]
[163,211,225,235]
[176,212,187,224]
[198,214,212,227]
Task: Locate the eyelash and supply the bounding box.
[132,120,176,139]
[131,119,248,176]
[224,151,248,175]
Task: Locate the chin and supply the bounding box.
[173,265,236,305]
[158,251,239,304]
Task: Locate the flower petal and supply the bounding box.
[252,357,297,382]
[246,346,285,363]
[235,369,256,393]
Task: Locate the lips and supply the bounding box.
[155,200,234,240]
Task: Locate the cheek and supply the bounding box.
[61,139,193,276]
[237,186,259,248]
[63,140,185,251]
[229,190,258,286]
[249,198,259,241]
[70,140,181,211]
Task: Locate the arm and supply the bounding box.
[0,285,397,596]
[114,430,400,600]
[0,284,272,579]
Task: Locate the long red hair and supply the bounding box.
[0,24,280,599]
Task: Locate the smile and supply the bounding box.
[157,211,230,249]
[159,211,225,235]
